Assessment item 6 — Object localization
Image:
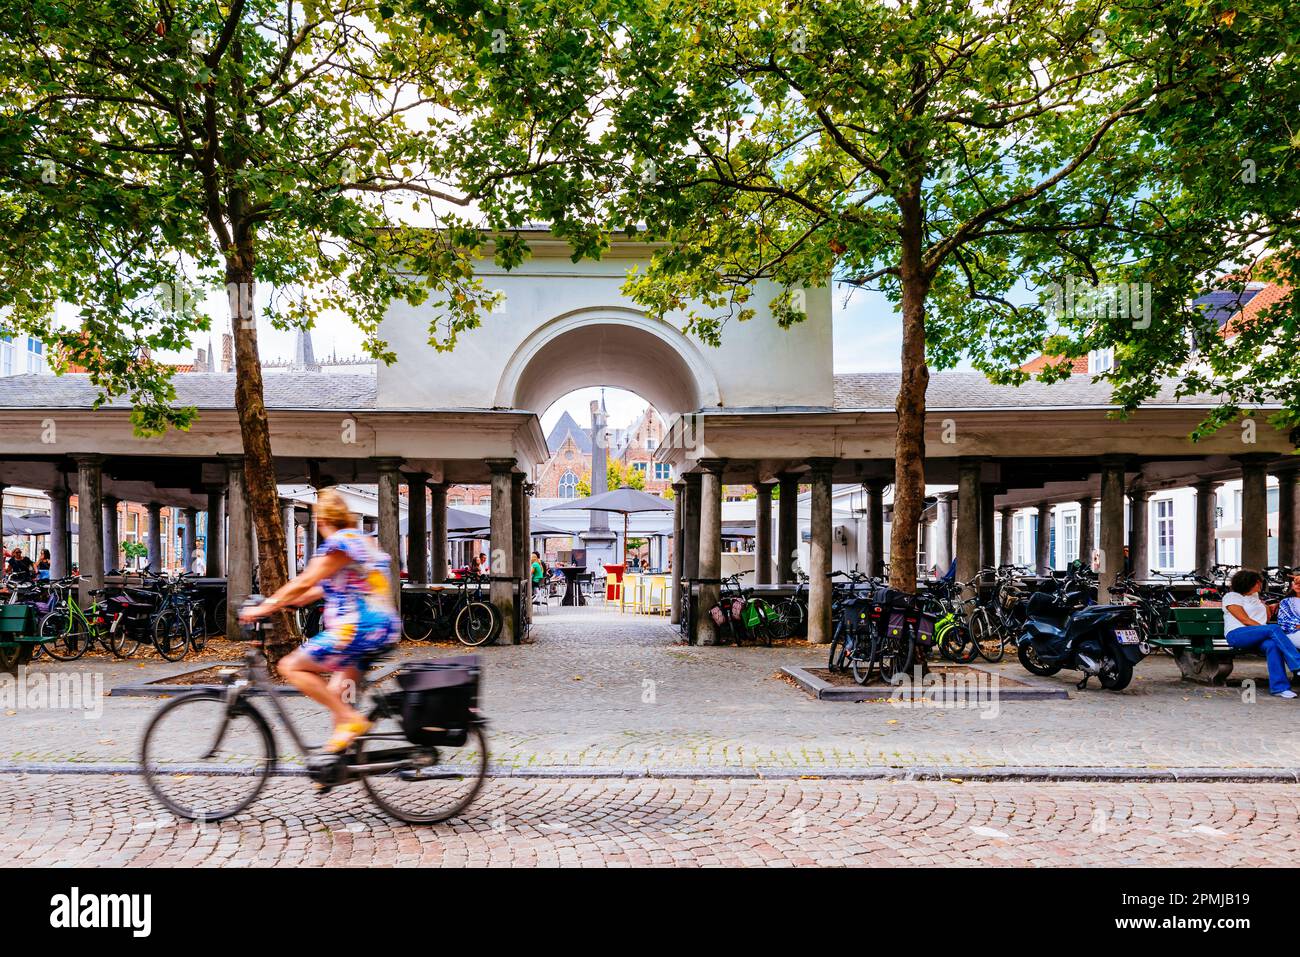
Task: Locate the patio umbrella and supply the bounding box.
[399,505,491,535]
[544,488,673,565]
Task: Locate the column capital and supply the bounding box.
[697,457,727,475]
[103,493,120,505]
[402,469,431,484]
[936,490,955,502]
[683,471,702,487]
[1192,477,1222,492]
[219,453,246,469]
[485,458,517,475]
[146,501,162,514]
[1077,494,1095,506]
[1233,452,1274,469]
[48,486,69,502]
[1268,464,1300,482]
[71,453,106,467]
[806,457,837,476]
[777,470,803,484]
[371,456,405,473]
[1099,454,1131,470]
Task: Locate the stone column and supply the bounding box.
[1193,479,1219,576]
[102,495,120,574]
[806,459,834,645]
[776,472,799,582]
[146,502,163,572]
[49,487,70,580]
[866,480,886,577]
[181,506,198,574]
[956,460,982,589]
[487,460,516,643]
[754,481,774,584]
[1128,486,1150,579]
[1099,458,1126,595]
[979,485,996,572]
[933,492,954,575]
[281,500,297,576]
[999,508,1014,567]
[1274,468,1298,569]
[1077,496,1095,568]
[1238,456,1270,571]
[683,473,702,584]
[695,460,725,645]
[512,473,527,636]
[406,472,429,585]
[670,479,686,625]
[222,455,252,639]
[1035,501,1052,574]
[430,483,448,583]
[205,485,225,577]
[74,456,105,607]
[373,458,403,603]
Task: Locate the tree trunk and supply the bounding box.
[226,233,301,665]
[889,188,930,593]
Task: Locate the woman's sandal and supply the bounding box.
[321,718,372,754]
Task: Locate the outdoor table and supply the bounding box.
[558,565,587,606]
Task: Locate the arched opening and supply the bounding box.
[495,308,720,416]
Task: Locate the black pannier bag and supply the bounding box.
[395,655,480,747]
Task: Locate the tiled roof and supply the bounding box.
[0,372,376,410]
[832,371,1228,410]
[1193,286,1266,328]
[1019,354,1089,375]
[1222,282,1291,338]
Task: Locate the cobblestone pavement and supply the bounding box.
[3,772,1297,866]
[3,610,1299,773]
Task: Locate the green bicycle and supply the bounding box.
[36,577,132,661]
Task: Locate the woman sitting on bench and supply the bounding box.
[1223,569,1300,698]
[1278,574,1300,651]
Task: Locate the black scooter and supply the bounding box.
[1016,590,1146,690]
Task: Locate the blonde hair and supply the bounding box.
[314,487,356,530]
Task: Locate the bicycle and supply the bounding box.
[139,601,489,824]
[35,577,130,660]
[710,574,779,646]
[452,574,500,646]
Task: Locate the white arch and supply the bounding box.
[494,307,722,415]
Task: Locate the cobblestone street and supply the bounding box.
[3,772,1298,866]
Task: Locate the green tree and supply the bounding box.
[0,1,537,655]
[413,0,1296,590]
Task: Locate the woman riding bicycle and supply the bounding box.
[240,488,400,751]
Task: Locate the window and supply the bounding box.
[1088,348,1114,374]
[25,337,44,373]
[1014,514,1028,565]
[1062,512,1078,565]
[1155,499,1176,569]
[0,335,12,376]
[654,462,671,481]
[644,437,657,452]
[632,461,647,473]
[558,470,578,499]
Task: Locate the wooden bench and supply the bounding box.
[1150,606,1241,685]
[0,604,42,675]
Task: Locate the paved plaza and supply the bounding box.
[1,611,1298,775]
[3,611,1299,867]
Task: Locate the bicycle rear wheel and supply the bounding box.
[971,608,1005,662]
[140,691,275,821]
[359,720,488,824]
[402,598,435,642]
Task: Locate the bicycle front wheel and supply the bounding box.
[140,691,275,821]
[455,602,497,646]
[37,611,89,662]
[153,609,190,662]
[971,609,1005,662]
[360,721,489,824]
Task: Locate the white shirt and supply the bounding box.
[1223,591,1268,636]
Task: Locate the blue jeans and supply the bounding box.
[1226,624,1300,695]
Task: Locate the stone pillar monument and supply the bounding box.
[579,394,618,572]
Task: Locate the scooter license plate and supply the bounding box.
[1115,629,1140,645]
